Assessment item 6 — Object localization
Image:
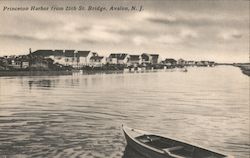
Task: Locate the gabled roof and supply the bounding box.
[178,58,185,61]
[90,56,104,60]
[109,53,128,60]
[118,54,128,60]
[165,58,177,63]
[150,54,159,58]
[129,55,140,61]
[141,53,151,60]
[32,50,54,57]
[150,54,159,62]
[54,50,64,56]
[64,50,75,57]
[77,51,91,57]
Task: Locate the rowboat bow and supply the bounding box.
[122,125,233,158]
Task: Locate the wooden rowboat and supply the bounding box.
[122,125,233,158]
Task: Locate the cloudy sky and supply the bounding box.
[0,0,249,62]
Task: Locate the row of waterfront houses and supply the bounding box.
[32,49,215,67]
[31,49,163,68]
[32,50,99,68]
[0,49,216,70]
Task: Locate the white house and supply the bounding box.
[89,56,106,67]
[177,58,186,66]
[50,50,65,65]
[77,51,93,67]
[141,53,152,65]
[127,55,142,66]
[118,54,129,65]
[107,53,129,65]
[64,50,77,67]
[149,54,161,64]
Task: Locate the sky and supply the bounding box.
[0,0,249,63]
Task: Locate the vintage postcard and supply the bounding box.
[0,0,249,158]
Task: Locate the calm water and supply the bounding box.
[0,66,249,158]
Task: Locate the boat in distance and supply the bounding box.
[122,125,233,158]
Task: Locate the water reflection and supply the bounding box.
[122,145,145,158]
[0,66,249,158]
[65,78,80,87]
[26,77,82,90]
[28,80,53,89]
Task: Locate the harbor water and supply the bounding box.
[0,66,249,158]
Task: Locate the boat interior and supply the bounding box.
[135,135,226,158]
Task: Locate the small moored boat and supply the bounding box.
[122,125,233,158]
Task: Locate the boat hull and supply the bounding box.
[123,127,173,158]
[122,125,233,158]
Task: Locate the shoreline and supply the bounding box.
[0,70,73,77]
[0,67,179,77]
[0,65,249,77]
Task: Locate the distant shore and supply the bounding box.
[0,64,249,77]
[0,67,181,77]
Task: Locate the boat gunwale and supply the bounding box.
[122,125,169,156]
[122,125,233,158]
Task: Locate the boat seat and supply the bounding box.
[163,146,188,158]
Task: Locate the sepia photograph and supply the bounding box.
[0,0,249,158]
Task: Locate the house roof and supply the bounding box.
[109,54,117,58]
[90,56,104,60]
[178,58,185,61]
[165,58,177,63]
[150,54,159,58]
[150,54,159,62]
[54,50,64,56]
[141,53,150,60]
[77,51,91,57]
[64,50,75,57]
[32,50,54,57]
[32,50,64,57]
[129,55,140,61]
[109,53,128,60]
